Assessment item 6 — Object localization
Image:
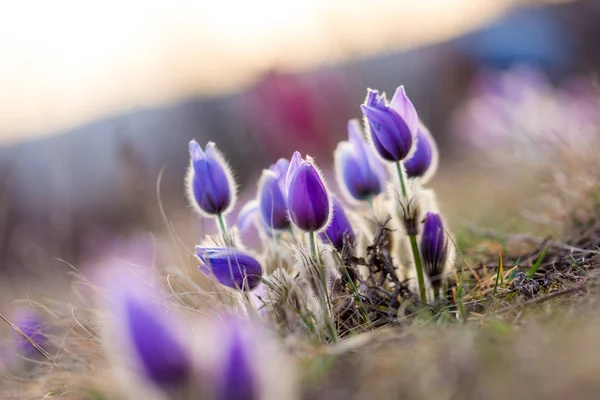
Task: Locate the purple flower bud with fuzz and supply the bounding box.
[117,287,193,390]
[12,310,48,357]
[186,140,237,216]
[195,247,263,291]
[319,197,354,252]
[334,120,387,202]
[285,152,332,232]
[360,86,419,162]
[258,159,290,230]
[420,212,449,290]
[404,123,439,183]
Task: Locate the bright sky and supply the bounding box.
[0,0,560,143]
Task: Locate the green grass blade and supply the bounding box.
[528,245,549,278]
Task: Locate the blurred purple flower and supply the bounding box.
[120,291,192,389]
[195,247,263,291]
[420,212,448,290]
[334,120,386,202]
[360,86,418,162]
[12,310,47,357]
[285,152,331,232]
[187,140,236,216]
[258,158,290,230]
[216,320,258,400]
[319,197,354,252]
[404,124,438,182]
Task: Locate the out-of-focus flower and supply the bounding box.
[285,152,331,232]
[238,200,260,233]
[334,120,387,202]
[258,159,290,231]
[319,197,354,252]
[195,247,263,291]
[420,212,448,291]
[404,123,439,183]
[186,140,236,216]
[117,287,192,390]
[360,86,418,162]
[12,310,47,357]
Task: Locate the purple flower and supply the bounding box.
[216,320,258,400]
[195,247,263,291]
[360,86,418,162]
[420,212,448,290]
[13,310,47,357]
[319,197,354,252]
[285,152,331,232]
[404,124,438,182]
[187,140,236,216]
[121,292,192,389]
[258,159,290,230]
[334,120,387,202]
[237,200,259,232]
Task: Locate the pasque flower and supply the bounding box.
[195,247,263,291]
[360,86,419,162]
[187,140,236,216]
[334,120,387,202]
[420,212,449,291]
[13,310,47,357]
[319,197,354,252]
[258,158,290,230]
[285,152,331,232]
[119,290,192,389]
[404,123,439,183]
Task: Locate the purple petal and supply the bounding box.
[361,104,413,161]
[285,151,303,196]
[217,322,258,400]
[320,198,354,252]
[190,142,233,215]
[122,295,191,388]
[196,247,263,291]
[258,170,290,230]
[389,86,419,136]
[237,200,259,232]
[404,128,434,178]
[287,161,330,232]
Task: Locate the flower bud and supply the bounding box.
[258,159,290,230]
[334,120,387,202]
[420,212,448,290]
[285,152,331,232]
[319,197,354,252]
[195,247,263,291]
[360,86,418,162]
[404,123,439,183]
[186,140,236,216]
[119,289,192,389]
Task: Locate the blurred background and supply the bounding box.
[0,0,599,289]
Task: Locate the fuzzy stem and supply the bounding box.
[432,286,440,301]
[309,232,338,343]
[409,234,427,303]
[395,161,408,199]
[216,213,230,246]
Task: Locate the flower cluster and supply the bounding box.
[186,84,454,309]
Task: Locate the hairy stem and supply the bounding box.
[395,161,408,199]
[216,213,230,246]
[409,234,427,303]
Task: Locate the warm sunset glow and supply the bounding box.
[0,0,526,143]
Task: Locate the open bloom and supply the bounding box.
[404,123,439,183]
[118,289,192,390]
[360,86,419,162]
[319,197,354,252]
[420,212,448,290]
[195,247,263,290]
[186,140,236,216]
[334,120,387,202]
[258,158,290,230]
[285,152,331,232]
